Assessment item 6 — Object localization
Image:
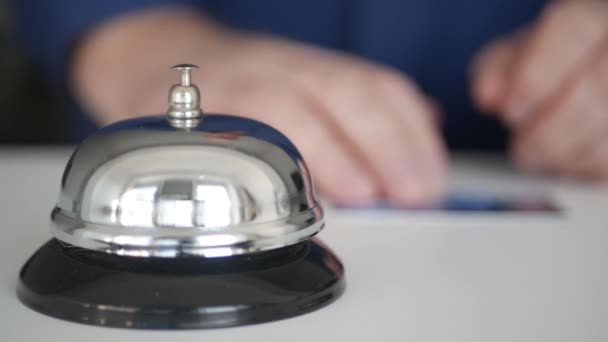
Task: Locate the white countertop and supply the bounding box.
[1,147,607,342]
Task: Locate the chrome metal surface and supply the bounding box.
[51,114,323,257]
[167,64,202,122]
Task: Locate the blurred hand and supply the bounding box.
[472,0,608,181]
[71,10,447,205]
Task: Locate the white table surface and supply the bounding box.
[1,147,607,342]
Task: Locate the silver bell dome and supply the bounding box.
[51,65,323,258]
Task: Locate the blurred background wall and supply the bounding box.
[0,0,61,144]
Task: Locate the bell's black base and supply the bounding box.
[17,238,345,329]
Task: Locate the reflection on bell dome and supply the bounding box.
[117,178,241,228]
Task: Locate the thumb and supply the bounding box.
[471,32,525,113]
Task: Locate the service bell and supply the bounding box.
[18,64,345,329]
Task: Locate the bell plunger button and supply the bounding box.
[167,64,202,120]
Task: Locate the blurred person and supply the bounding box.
[12,0,608,205]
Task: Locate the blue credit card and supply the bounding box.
[334,192,561,212]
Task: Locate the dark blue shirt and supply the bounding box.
[14,0,548,148]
